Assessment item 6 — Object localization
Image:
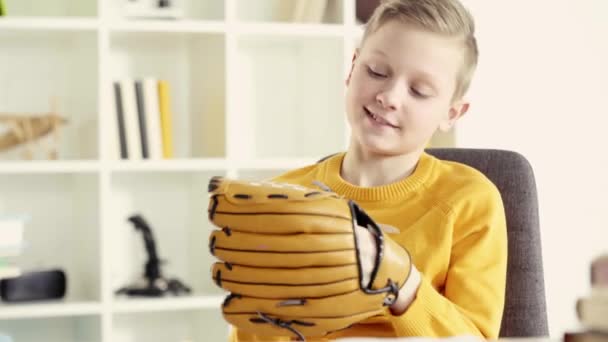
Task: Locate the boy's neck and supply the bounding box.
[341,142,422,188]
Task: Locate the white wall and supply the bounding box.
[458,0,608,337]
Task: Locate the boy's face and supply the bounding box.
[346,20,469,156]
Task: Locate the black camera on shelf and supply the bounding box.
[0,269,66,303]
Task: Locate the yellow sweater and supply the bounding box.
[229,152,507,341]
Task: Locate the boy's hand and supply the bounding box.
[356,224,422,315]
[355,224,378,287]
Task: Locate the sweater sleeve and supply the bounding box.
[387,183,508,338]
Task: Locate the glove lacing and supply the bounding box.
[250,311,314,341]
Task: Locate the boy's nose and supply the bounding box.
[375,88,399,111]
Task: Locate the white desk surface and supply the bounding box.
[336,337,558,342]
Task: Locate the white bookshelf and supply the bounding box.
[0,1,455,341]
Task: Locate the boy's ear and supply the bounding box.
[438,99,469,132]
[346,49,359,86]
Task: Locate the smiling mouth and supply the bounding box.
[364,107,398,128]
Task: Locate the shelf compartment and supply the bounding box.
[236,0,343,24]
[108,31,226,159]
[1,0,97,17]
[0,174,101,302]
[0,30,98,160]
[108,171,226,300]
[233,35,346,160]
[0,315,100,342]
[112,309,228,342]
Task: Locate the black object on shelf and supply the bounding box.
[0,269,66,303]
[115,214,191,297]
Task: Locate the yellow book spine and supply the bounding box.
[158,80,174,159]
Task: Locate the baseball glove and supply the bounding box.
[207,176,412,341]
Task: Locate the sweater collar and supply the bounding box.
[320,152,435,201]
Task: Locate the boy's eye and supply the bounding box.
[410,87,430,99]
[366,66,386,78]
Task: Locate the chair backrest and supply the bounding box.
[426,148,548,337]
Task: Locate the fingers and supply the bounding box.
[354,225,378,287]
[212,262,359,298]
[206,176,353,234]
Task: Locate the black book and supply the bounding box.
[113,82,128,159]
[134,80,149,159]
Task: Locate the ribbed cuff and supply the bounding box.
[387,275,442,336]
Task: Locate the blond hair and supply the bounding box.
[361,0,478,100]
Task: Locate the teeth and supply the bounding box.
[365,107,392,127]
[370,112,384,124]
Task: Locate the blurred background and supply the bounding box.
[0,0,606,341]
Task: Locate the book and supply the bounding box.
[119,79,143,160]
[158,80,174,159]
[134,80,150,159]
[142,78,163,159]
[113,81,128,159]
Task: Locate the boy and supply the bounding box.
[229,0,507,340]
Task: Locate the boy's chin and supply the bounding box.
[354,133,420,157]
[357,137,402,156]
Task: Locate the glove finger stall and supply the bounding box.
[223,311,383,340]
[222,289,385,318]
[209,201,353,234]
[213,248,355,268]
[215,276,359,299]
[209,229,355,253]
[212,263,358,288]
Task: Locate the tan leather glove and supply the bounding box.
[207,176,412,341]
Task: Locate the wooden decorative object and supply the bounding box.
[0,98,68,160]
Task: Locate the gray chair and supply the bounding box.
[426,148,549,337]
